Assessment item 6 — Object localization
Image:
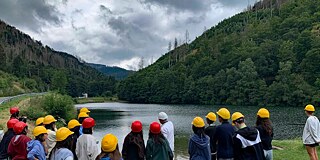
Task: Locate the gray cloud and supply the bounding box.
[0,0,61,32]
[140,0,215,13]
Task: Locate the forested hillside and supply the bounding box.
[87,63,134,80]
[118,0,320,107]
[0,20,116,97]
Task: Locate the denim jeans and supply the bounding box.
[264,149,273,160]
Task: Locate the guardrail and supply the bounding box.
[0,92,47,105]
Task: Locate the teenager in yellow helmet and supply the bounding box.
[256,108,273,160]
[27,126,48,160]
[78,112,89,136]
[43,115,57,158]
[96,134,122,160]
[49,127,74,160]
[212,108,235,159]
[205,112,217,160]
[188,117,210,160]
[303,104,320,160]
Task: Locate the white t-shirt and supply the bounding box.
[303,115,320,144]
[161,121,174,151]
[76,134,100,160]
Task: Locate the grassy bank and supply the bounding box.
[273,139,320,160]
[74,96,119,104]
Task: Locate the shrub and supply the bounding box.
[20,97,47,120]
[42,93,76,121]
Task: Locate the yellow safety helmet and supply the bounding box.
[80,107,90,113]
[33,126,48,137]
[35,117,44,126]
[68,119,81,129]
[257,108,270,118]
[305,104,315,112]
[232,112,244,125]
[192,117,205,128]
[101,134,118,152]
[78,112,89,119]
[216,108,230,120]
[56,127,74,142]
[43,115,57,125]
[206,112,216,122]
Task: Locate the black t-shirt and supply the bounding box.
[205,125,217,153]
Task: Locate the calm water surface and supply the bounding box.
[75,102,311,160]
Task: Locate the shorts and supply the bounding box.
[305,143,319,147]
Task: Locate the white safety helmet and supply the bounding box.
[158,112,168,120]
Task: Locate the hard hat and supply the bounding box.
[82,118,95,128]
[131,120,142,133]
[232,112,244,125]
[257,108,270,118]
[80,107,90,113]
[101,134,118,152]
[206,112,217,122]
[305,104,315,112]
[35,117,44,126]
[56,127,74,141]
[7,119,19,129]
[78,112,89,119]
[10,107,19,114]
[192,117,205,128]
[13,122,27,134]
[33,126,48,137]
[158,112,168,120]
[216,108,230,120]
[68,119,81,129]
[150,122,161,134]
[43,115,57,125]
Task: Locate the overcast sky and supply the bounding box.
[0,0,256,70]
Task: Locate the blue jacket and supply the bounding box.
[27,140,46,160]
[100,155,123,160]
[188,134,211,160]
[79,126,83,136]
[212,121,235,159]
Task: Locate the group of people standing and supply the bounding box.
[1,104,320,160]
[188,107,273,160]
[0,107,175,160]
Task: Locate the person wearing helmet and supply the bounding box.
[78,112,89,136]
[256,108,273,160]
[10,107,20,120]
[49,127,74,160]
[8,122,32,160]
[232,112,265,160]
[96,134,122,160]
[303,104,320,160]
[76,118,100,160]
[0,119,19,159]
[36,117,45,126]
[80,107,91,115]
[205,112,217,160]
[27,126,48,160]
[158,112,174,152]
[188,117,211,160]
[146,122,173,160]
[43,115,57,158]
[122,120,145,160]
[212,108,234,160]
[68,119,81,160]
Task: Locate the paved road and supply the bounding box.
[0,93,47,105]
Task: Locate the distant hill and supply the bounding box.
[87,63,134,80]
[0,20,117,97]
[118,0,320,107]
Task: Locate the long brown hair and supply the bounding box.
[256,116,273,136]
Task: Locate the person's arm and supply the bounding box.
[27,144,40,160]
[233,135,242,160]
[161,126,169,139]
[308,118,320,142]
[121,136,129,159]
[145,140,152,160]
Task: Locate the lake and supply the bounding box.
[75,102,311,159]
